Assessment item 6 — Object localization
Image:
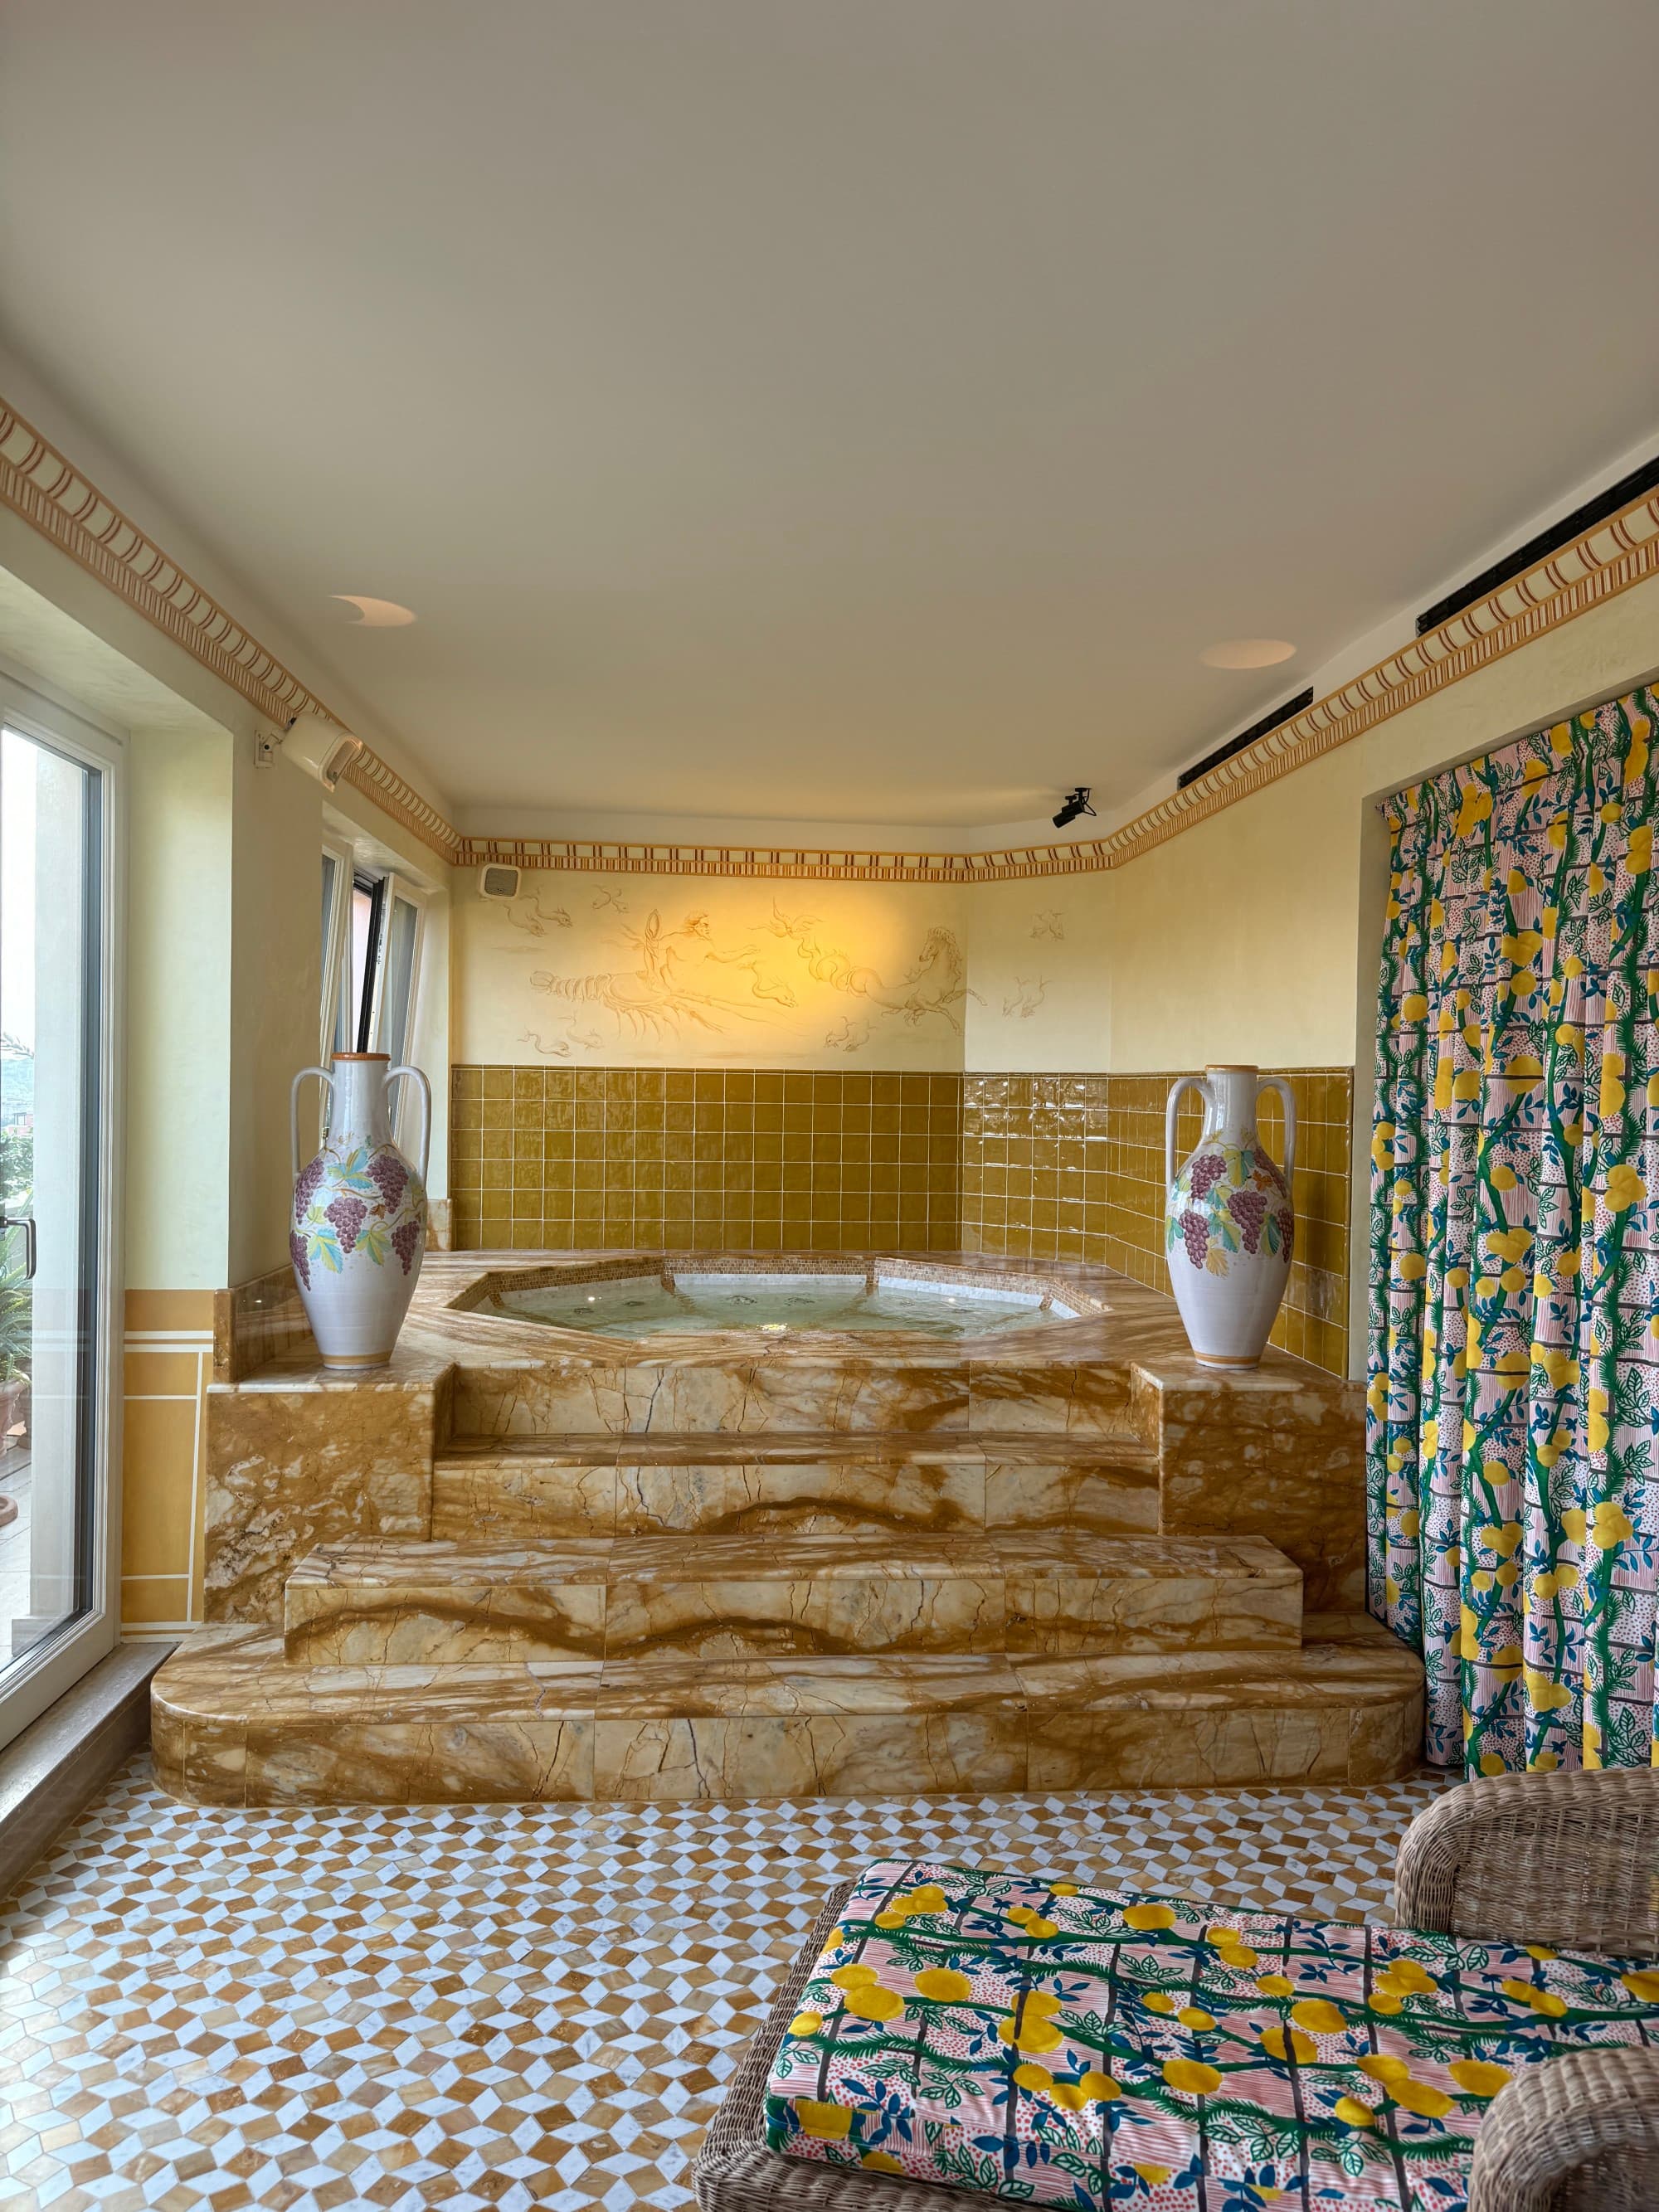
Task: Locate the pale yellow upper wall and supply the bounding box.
[963,874,1112,1072]
[124,721,235,1289]
[452,869,971,1070]
[1104,571,1659,1073]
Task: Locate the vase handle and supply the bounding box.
[1257,1075,1297,1188]
[1165,1075,1211,1194]
[386,1065,432,1182]
[290,1066,334,1181]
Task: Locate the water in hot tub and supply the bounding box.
[488,1271,1076,1339]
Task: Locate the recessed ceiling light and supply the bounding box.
[1199,638,1296,669]
[332,594,416,628]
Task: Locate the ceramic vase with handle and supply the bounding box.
[289,1053,431,1369]
[1164,1064,1296,1368]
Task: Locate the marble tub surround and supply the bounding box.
[601,1527,1301,1660]
[203,1254,1367,1622]
[204,1351,450,1623]
[996,1530,1300,1655]
[170,1251,1416,1801]
[591,1655,1029,1801]
[1019,1617,1426,1791]
[450,1354,982,1440]
[1136,1361,1366,1611]
[212,1262,314,1383]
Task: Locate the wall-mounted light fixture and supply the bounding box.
[283,712,364,790]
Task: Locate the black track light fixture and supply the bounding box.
[1052,786,1096,830]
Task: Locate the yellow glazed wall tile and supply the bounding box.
[118,1573,193,1625]
[455,1064,963,1252]
[124,1288,215,1334]
[123,1349,203,1399]
[120,1398,200,1578]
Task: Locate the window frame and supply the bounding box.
[373,878,431,1063]
[0,668,125,1753]
[349,870,389,1053]
[319,834,354,1061]
[319,847,431,1150]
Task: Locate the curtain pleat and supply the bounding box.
[1366,688,1659,1775]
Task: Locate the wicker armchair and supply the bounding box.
[1394,1766,1659,2212]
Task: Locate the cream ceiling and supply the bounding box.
[2,1,1657,833]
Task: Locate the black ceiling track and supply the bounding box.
[1417,451,1659,637]
[1179,688,1315,790]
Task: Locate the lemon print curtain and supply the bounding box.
[1368,686,1659,1776]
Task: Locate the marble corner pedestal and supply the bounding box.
[155,1253,1417,1804]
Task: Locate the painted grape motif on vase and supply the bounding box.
[294,1143,426,1284]
[1168,1143,1293,1276]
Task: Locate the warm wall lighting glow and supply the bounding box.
[1199,637,1296,669]
[333,594,417,627]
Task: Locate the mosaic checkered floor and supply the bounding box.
[0,1756,1450,2212]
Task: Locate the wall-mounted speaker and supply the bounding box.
[283,711,364,790]
[479,863,522,902]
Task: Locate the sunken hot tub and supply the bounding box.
[449,1252,1108,1348]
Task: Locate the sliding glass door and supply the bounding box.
[0,683,119,1751]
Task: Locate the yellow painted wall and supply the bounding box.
[453,868,971,1070]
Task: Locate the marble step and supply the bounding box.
[449,1356,1140,1442]
[281,1531,1301,1664]
[152,1614,1423,1806]
[431,1432,1161,1539]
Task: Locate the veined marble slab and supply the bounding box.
[982,1446,1160,1533]
[430,1433,1164,1542]
[431,1451,618,1539]
[1017,1636,1425,1790]
[284,1539,612,1665]
[276,1530,1302,1664]
[601,1530,1004,1659]
[150,1621,1423,1804]
[997,1531,1301,1655]
[594,1650,1033,1792]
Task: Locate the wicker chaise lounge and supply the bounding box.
[1394,1767,1659,2212]
[695,1767,1659,2211]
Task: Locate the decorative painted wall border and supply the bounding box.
[343,747,462,865]
[457,834,1114,882]
[0,396,463,868]
[4,386,1657,885]
[0,401,333,732]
